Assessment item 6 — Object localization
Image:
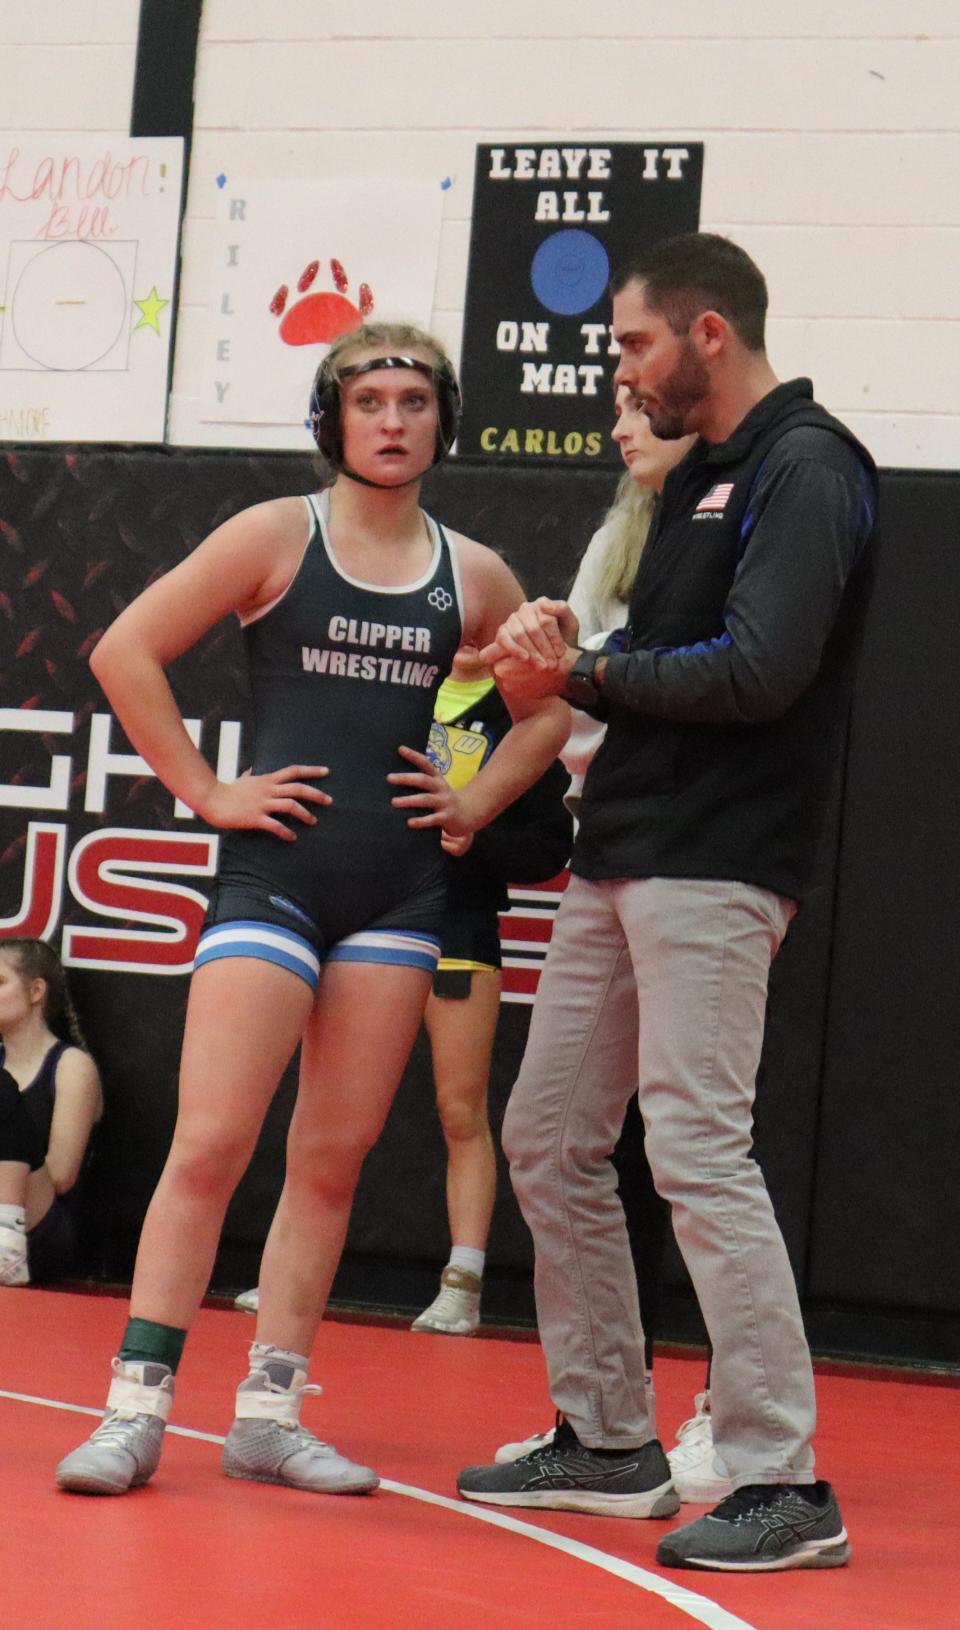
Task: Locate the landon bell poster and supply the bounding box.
[458,142,703,466]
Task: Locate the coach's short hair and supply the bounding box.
[611,233,768,352]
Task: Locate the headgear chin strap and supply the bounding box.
[309,353,462,489]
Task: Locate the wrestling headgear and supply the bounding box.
[309,353,462,486]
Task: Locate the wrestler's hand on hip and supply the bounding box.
[480,597,579,668]
[389,747,473,835]
[199,764,332,841]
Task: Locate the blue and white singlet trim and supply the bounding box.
[194,921,322,988]
[326,929,441,974]
[194,921,441,992]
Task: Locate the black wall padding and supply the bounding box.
[130,0,203,146]
[807,474,960,1313]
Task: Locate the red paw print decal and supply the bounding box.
[270,259,374,347]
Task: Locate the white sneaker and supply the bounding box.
[494,1373,656,1466]
[0,1221,29,1285]
[411,1265,481,1335]
[233,1287,259,1313]
[494,1425,556,1464]
[55,1359,174,1494]
[222,1355,378,1494]
[667,1390,734,1503]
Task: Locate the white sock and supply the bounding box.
[449,1246,485,1279]
[0,1204,26,1232]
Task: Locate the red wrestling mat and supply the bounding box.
[1,1288,957,1630]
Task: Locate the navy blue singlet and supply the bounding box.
[0,1039,88,1284]
[196,492,465,988]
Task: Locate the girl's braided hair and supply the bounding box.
[0,939,87,1049]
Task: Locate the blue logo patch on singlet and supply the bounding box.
[269,894,316,929]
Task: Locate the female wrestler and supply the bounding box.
[411,644,572,1334]
[236,644,572,1334]
[55,321,568,1498]
[0,938,102,1286]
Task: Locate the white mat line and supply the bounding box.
[1,1388,759,1630]
[376,1479,761,1630]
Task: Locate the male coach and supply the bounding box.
[457,233,877,1573]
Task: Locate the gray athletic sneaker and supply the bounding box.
[55,1358,174,1495]
[221,1355,378,1494]
[656,1480,851,1571]
[458,1416,679,1518]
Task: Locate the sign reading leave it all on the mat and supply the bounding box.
[457,142,702,467]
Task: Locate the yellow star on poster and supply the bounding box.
[133,286,170,335]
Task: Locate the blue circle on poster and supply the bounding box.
[530,230,610,316]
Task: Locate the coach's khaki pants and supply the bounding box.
[503,873,816,1489]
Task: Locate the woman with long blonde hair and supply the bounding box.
[563,387,694,806]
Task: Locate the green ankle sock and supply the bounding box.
[119,1317,188,1374]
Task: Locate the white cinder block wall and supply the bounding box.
[173,0,960,468]
[4,2,959,468]
[2,1,139,130]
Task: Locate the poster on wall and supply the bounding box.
[458,142,703,466]
[0,136,184,444]
[197,179,444,446]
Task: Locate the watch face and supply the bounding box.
[566,678,597,706]
[565,654,598,706]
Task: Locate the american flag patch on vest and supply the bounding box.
[695,482,734,513]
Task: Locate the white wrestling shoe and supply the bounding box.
[221,1353,378,1494]
[494,1377,657,1466]
[233,1287,259,1313]
[55,1359,174,1494]
[667,1391,734,1502]
[0,1220,29,1285]
[411,1265,482,1335]
[494,1424,556,1464]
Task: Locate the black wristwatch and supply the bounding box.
[563,648,602,708]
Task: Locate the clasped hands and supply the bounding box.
[479,597,581,698]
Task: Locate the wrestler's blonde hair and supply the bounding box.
[590,476,658,606]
